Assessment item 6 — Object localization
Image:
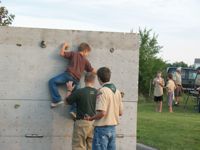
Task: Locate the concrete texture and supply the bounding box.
[0,26,139,150]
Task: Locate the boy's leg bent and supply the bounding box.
[69,82,80,114]
[49,72,72,103]
[69,103,77,118]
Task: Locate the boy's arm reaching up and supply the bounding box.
[85,60,96,74]
[60,42,69,57]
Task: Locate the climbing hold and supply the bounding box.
[120,92,125,98]
[110,48,115,53]
[14,104,20,109]
[16,43,22,47]
[40,40,46,48]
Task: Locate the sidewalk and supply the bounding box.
[137,143,157,150]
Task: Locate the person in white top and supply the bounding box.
[174,67,182,106]
[153,71,165,112]
[85,67,123,150]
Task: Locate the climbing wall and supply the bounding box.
[0,27,139,150]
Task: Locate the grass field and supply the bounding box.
[137,95,200,150]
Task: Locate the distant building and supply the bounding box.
[194,58,200,69]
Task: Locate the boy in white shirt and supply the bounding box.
[153,71,165,112]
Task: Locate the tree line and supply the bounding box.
[139,28,189,95]
[0,1,15,26]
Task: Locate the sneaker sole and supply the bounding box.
[70,112,77,119]
[51,101,64,108]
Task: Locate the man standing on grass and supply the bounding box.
[195,68,200,89]
[85,67,123,150]
[174,67,182,106]
[65,72,97,150]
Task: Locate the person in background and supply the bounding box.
[65,72,97,150]
[195,68,200,89]
[153,71,165,112]
[166,73,176,113]
[174,67,182,106]
[85,67,123,150]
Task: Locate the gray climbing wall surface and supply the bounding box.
[0,27,139,150]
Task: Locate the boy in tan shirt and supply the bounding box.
[85,67,123,150]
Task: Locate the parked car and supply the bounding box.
[167,67,197,91]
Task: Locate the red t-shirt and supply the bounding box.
[64,51,93,81]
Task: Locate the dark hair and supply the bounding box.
[84,72,96,83]
[97,67,111,83]
[78,42,91,52]
[168,73,173,79]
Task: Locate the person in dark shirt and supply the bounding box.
[65,72,97,150]
[48,42,96,116]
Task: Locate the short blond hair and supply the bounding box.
[84,72,96,82]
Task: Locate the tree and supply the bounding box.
[138,28,191,96]
[0,1,15,26]
[139,28,166,95]
[168,61,189,68]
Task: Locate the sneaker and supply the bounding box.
[70,112,77,120]
[51,101,64,108]
[174,101,179,106]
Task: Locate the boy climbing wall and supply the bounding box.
[49,42,96,117]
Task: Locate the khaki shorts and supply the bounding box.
[72,120,94,150]
[175,85,182,97]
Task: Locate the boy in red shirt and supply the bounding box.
[49,42,95,116]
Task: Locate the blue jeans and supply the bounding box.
[92,126,116,150]
[49,72,79,112]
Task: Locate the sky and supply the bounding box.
[1,0,200,65]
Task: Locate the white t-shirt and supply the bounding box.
[153,77,165,97]
[174,72,182,85]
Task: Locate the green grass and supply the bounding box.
[137,95,200,150]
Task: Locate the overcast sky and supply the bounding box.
[2,0,200,65]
